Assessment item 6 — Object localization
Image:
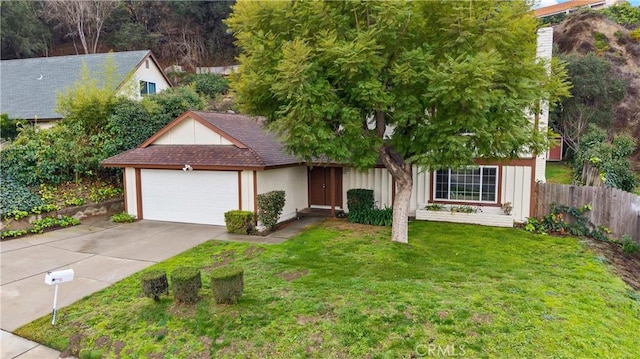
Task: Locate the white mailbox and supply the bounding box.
[45,269,74,285]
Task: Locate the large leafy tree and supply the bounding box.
[227,0,569,243]
[550,53,627,152]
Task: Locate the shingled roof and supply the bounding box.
[101,111,303,170]
[0,50,159,120]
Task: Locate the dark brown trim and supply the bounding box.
[135,168,143,220]
[497,165,504,205]
[122,169,128,213]
[238,171,242,210]
[430,200,502,208]
[102,164,265,171]
[474,158,536,167]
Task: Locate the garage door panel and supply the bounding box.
[141,170,237,225]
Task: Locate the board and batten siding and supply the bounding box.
[256,166,308,222]
[501,166,533,223]
[344,165,532,222]
[153,117,233,145]
[343,166,430,215]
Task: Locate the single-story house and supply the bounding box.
[0,50,171,128]
[101,27,554,228]
[101,110,545,227]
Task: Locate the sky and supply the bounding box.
[532,0,640,9]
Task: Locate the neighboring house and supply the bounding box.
[534,0,619,18]
[0,50,171,128]
[101,28,554,227]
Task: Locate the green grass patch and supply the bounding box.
[16,220,640,358]
[546,162,574,184]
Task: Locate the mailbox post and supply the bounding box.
[44,269,74,325]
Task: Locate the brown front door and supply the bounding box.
[308,167,342,207]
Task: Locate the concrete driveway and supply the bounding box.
[0,216,322,358]
[0,219,226,358]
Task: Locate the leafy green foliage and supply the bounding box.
[170,267,202,304]
[56,59,119,136]
[0,229,28,240]
[89,185,122,202]
[227,0,570,242]
[224,210,254,234]
[178,73,229,97]
[621,234,640,254]
[601,3,640,27]
[450,205,478,214]
[346,189,374,212]
[29,216,80,234]
[210,265,244,304]
[525,203,610,241]
[0,113,26,141]
[0,1,50,59]
[572,125,637,191]
[1,122,102,186]
[111,212,136,223]
[257,190,286,230]
[551,53,627,152]
[348,207,393,226]
[424,203,445,211]
[0,175,44,217]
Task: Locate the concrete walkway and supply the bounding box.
[0,216,322,359]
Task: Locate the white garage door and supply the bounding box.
[141,169,238,225]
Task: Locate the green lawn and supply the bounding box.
[546,162,574,184]
[16,220,640,358]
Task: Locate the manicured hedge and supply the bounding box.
[346,189,374,212]
[224,210,254,234]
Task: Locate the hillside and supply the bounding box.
[553,11,640,168]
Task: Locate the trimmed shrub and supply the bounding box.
[211,266,244,304]
[347,207,393,226]
[111,212,136,223]
[224,210,254,234]
[0,174,44,217]
[347,189,374,212]
[141,270,168,302]
[257,190,285,230]
[170,267,202,304]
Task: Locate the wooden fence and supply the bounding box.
[536,183,640,243]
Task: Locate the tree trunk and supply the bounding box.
[379,143,412,244]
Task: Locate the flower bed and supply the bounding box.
[415,204,514,228]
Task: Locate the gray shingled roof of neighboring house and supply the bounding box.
[0,50,151,120]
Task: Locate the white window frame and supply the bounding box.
[433,166,499,204]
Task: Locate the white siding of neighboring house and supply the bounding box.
[257,166,308,223]
[124,167,138,218]
[153,117,233,145]
[119,56,171,100]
